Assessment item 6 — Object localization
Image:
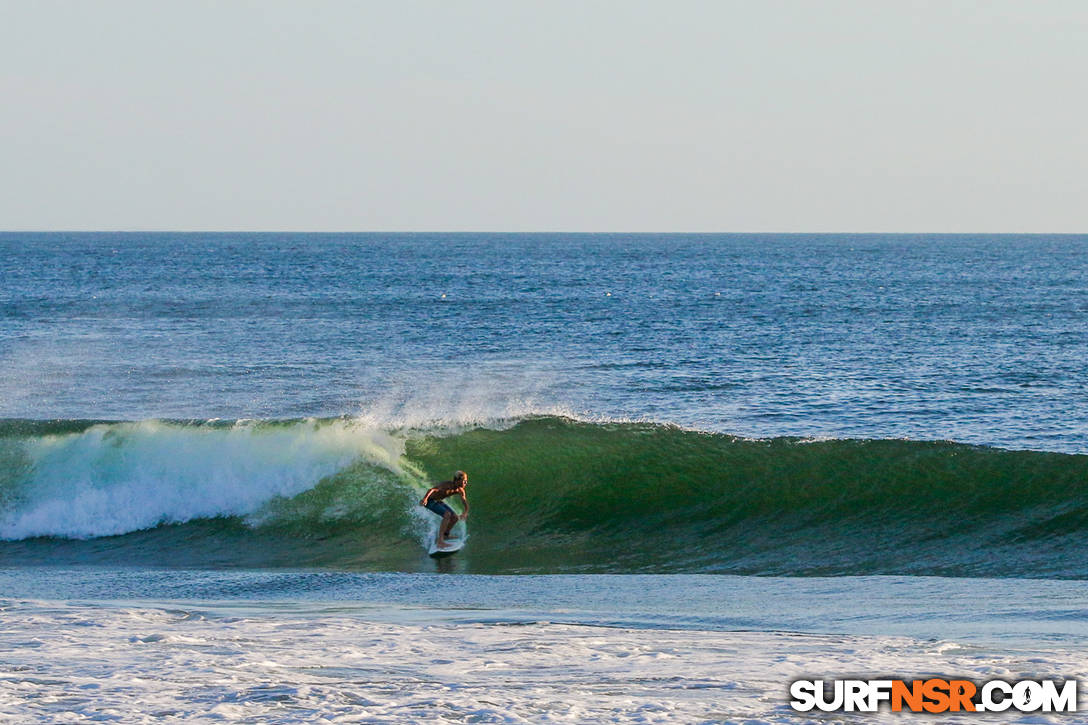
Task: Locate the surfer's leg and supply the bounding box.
[438,511,456,546]
[432,502,455,546]
[428,501,454,545]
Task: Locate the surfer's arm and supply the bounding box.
[458,492,469,519]
[420,487,437,506]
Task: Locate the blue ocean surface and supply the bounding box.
[2,233,1086,449]
[2,233,1087,576]
[5,568,1088,648]
[3,233,1088,723]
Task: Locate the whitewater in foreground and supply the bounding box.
[3,415,1088,721]
[3,570,1087,724]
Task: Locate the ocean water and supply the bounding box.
[2,233,1087,723]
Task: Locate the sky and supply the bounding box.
[1,0,1085,232]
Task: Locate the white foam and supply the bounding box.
[1,599,1083,724]
[348,362,579,433]
[0,419,410,540]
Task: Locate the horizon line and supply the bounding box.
[2,229,1086,236]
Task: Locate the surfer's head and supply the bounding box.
[453,470,468,485]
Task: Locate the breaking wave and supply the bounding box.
[1,416,1086,577]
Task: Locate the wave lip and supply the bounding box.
[0,418,409,540]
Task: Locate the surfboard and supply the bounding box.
[428,539,464,558]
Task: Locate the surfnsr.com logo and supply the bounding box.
[790,678,1077,714]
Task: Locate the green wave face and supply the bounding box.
[2,416,1086,576]
[405,417,1088,576]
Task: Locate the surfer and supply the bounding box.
[420,470,470,548]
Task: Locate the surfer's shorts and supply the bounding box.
[425,500,455,518]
